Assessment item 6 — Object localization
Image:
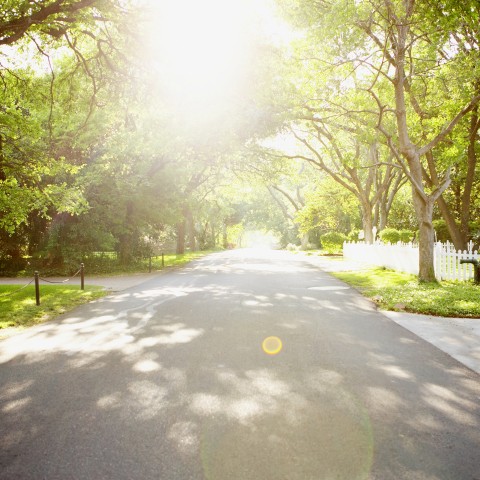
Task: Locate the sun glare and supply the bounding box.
[142,0,288,124]
[157,1,247,99]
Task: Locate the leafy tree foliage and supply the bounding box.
[276,0,480,280]
[0,1,126,46]
[320,231,348,254]
[2,0,480,278]
[295,176,361,240]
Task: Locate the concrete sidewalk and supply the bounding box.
[382,311,480,375]
[298,252,480,376]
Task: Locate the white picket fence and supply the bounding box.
[434,242,479,281]
[343,241,479,282]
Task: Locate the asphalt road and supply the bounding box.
[1,249,479,480]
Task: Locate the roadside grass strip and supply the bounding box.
[13,250,217,277]
[94,251,212,274]
[331,267,480,318]
[0,251,213,331]
[0,285,106,330]
[161,251,213,268]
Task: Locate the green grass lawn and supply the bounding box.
[160,251,215,268]
[13,250,218,277]
[331,267,480,318]
[89,251,215,275]
[0,251,215,331]
[88,250,216,275]
[0,285,107,330]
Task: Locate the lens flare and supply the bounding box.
[262,336,283,355]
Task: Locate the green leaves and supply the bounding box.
[0,0,127,46]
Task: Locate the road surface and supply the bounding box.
[1,249,479,479]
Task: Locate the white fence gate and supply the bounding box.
[343,241,479,282]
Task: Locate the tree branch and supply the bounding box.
[0,0,100,46]
[418,94,480,156]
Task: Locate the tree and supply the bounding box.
[230,144,313,247]
[0,1,128,47]
[0,68,88,234]
[0,0,133,242]
[295,176,361,241]
[284,122,406,243]
[278,0,480,281]
[360,0,480,279]
[415,0,480,250]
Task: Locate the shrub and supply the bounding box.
[432,219,450,242]
[321,231,348,254]
[379,228,400,244]
[348,229,361,241]
[399,229,414,243]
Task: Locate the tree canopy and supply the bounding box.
[1,0,479,280]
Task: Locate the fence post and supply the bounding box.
[80,263,84,290]
[162,253,165,268]
[34,271,40,306]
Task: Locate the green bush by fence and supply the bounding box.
[321,232,348,254]
[379,228,401,244]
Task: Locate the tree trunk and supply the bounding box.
[184,207,196,251]
[460,104,479,244]
[393,21,438,282]
[378,201,388,232]
[211,223,216,248]
[119,201,134,265]
[0,134,6,181]
[118,235,133,265]
[359,201,374,244]
[408,171,438,282]
[412,189,436,282]
[222,223,228,249]
[373,203,380,231]
[176,220,186,254]
[300,233,309,250]
[436,195,464,250]
[425,151,466,250]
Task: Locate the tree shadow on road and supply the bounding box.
[1,254,480,480]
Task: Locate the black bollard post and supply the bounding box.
[149,256,152,273]
[34,271,40,306]
[80,263,85,290]
[162,253,165,268]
